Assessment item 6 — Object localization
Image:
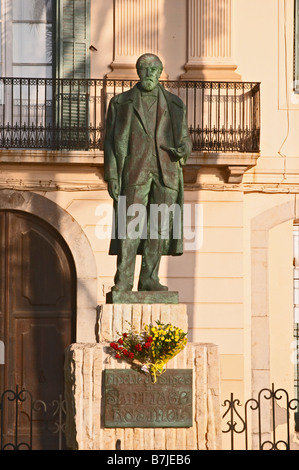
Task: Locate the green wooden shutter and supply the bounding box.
[295,0,299,91]
[56,0,90,149]
[57,0,90,79]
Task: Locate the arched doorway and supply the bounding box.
[0,210,76,449]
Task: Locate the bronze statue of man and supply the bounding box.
[104,53,192,292]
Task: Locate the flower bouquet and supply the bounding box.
[109,320,188,382]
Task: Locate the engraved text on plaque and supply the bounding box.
[104,369,193,428]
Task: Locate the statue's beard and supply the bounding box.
[141,78,158,91]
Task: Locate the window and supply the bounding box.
[0,0,90,150]
[1,0,53,78]
[0,0,90,79]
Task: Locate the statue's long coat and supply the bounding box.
[104,83,192,256]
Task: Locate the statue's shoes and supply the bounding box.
[111,283,133,292]
[138,281,168,291]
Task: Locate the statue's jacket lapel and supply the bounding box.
[110,83,188,191]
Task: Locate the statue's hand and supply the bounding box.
[161,144,188,160]
[107,179,119,201]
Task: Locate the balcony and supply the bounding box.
[0,77,260,182]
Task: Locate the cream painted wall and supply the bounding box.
[90,0,114,77]
[159,0,188,79]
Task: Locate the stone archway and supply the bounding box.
[0,189,98,342]
[251,200,294,394]
[250,199,296,449]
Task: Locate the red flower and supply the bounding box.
[129,352,134,359]
[118,338,124,345]
[122,333,128,338]
[123,349,129,356]
[110,342,118,350]
[144,342,151,349]
[115,353,121,359]
[147,336,153,343]
[135,344,142,351]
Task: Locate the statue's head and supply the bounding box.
[136,53,163,91]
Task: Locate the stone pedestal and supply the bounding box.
[64,304,222,450]
[98,303,188,343]
[106,291,179,305]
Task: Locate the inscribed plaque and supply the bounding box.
[104,369,192,428]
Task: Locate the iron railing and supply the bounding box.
[0,386,66,450]
[1,383,298,450]
[222,384,299,450]
[0,77,260,153]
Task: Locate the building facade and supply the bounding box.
[0,0,299,449]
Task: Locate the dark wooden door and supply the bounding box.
[0,210,76,449]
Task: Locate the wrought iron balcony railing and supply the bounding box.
[0,77,260,153]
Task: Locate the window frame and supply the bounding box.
[1,0,54,78]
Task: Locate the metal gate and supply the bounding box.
[0,386,66,450]
[222,384,299,450]
[2,383,299,450]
